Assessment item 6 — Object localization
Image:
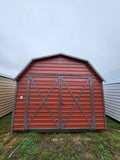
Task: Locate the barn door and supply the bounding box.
[61,76,95,129]
[24,75,60,130]
[24,75,95,130]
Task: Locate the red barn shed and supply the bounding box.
[11,54,106,131]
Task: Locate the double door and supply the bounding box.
[24,75,95,130]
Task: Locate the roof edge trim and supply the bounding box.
[0,73,14,80]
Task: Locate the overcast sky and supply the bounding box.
[0,0,120,79]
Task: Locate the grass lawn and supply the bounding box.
[0,114,120,160]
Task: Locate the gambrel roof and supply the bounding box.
[15,53,104,81]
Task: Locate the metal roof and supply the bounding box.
[15,53,104,81]
[0,73,14,80]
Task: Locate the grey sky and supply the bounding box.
[0,0,120,79]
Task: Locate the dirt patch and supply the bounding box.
[84,152,91,159]
[82,137,92,141]
[3,132,11,142]
[6,137,18,149]
[23,137,28,140]
[72,137,92,141]
[52,137,64,142]
[72,137,81,144]
[71,137,92,145]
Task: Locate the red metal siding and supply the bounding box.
[27,76,59,129]
[13,56,105,130]
[62,77,92,128]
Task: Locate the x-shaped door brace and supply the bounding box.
[25,76,93,129]
[26,77,59,128]
[62,77,92,128]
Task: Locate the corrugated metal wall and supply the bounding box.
[0,76,16,118]
[26,76,59,129]
[62,77,93,129]
[13,56,106,130]
[104,83,120,122]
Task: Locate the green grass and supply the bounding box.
[107,117,120,129]
[0,114,120,160]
